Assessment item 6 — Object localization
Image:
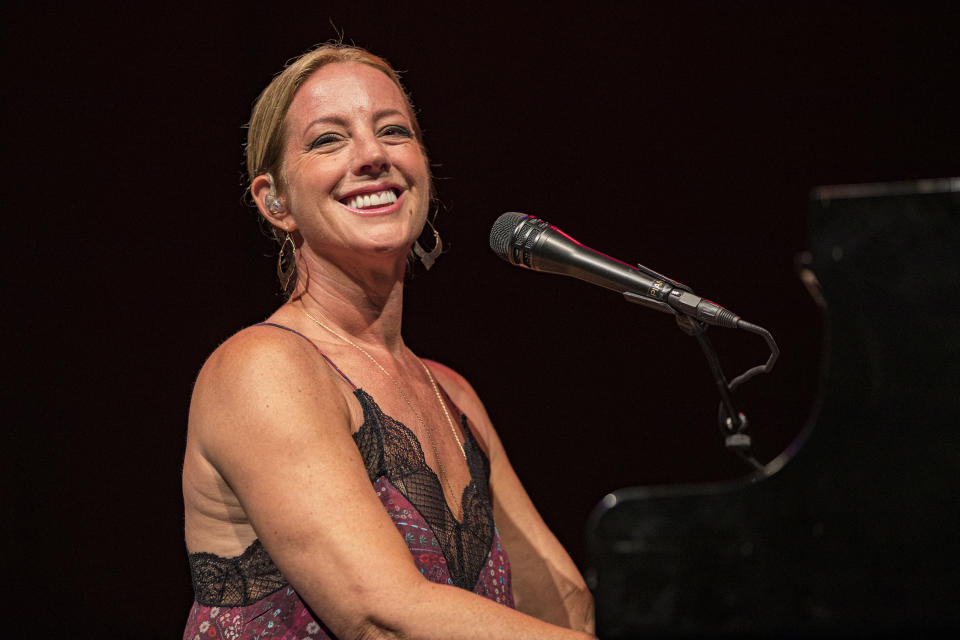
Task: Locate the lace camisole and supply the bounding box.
[182,323,514,640]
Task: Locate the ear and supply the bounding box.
[251,173,297,232]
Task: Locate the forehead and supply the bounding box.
[287,62,409,126]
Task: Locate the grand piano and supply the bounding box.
[586,179,960,636]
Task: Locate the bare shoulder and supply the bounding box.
[422,359,480,413]
[421,358,467,391]
[196,324,323,386]
[422,359,501,452]
[189,325,352,462]
[184,324,357,554]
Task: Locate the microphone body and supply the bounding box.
[489,212,741,328]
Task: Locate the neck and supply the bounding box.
[290,245,408,353]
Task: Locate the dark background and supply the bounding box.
[3,2,957,635]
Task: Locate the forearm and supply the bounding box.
[511,553,595,633]
[561,583,595,634]
[352,580,595,640]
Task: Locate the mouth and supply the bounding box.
[339,187,403,215]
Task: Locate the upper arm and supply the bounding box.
[188,329,426,635]
[427,362,593,630]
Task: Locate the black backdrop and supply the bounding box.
[3,2,957,635]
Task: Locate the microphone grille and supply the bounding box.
[489,212,529,261]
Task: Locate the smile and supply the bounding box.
[341,189,399,211]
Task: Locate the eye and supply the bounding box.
[308,133,344,149]
[379,124,413,139]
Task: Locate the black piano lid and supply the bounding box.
[587,178,960,637]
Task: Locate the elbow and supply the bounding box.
[345,616,405,640]
[342,593,419,640]
[327,574,432,640]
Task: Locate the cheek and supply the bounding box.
[394,141,428,174]
[286,164,341,207]
[408,151,432,197]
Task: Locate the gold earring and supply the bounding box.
[278,231,297,293]
[413,219,442,270]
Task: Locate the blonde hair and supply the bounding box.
[246,42,425,193]
[245,42,429,294]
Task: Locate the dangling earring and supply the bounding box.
[413,219,442,270]
[278,231,297,294]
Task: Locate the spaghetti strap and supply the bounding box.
[254,322,358,390]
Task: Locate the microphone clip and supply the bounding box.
[623,263,704,335]
[633,261,696,295]
[624,263,773,472]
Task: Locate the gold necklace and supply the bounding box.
[296,302,467,507]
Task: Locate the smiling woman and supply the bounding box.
[181,43,595,640]
[245,44,431,296]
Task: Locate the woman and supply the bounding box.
[182,43,595,640]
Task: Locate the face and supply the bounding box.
[278,62,430,265]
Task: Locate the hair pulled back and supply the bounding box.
[245,43,427,293]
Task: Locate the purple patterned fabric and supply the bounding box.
[185,325,513,639]
[183,478,513,640]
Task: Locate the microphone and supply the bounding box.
[489,212,742,328]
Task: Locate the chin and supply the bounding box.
[356,239,414,260]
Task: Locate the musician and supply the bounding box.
[181,43,595,639]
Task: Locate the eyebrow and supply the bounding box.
[301,109,409,137]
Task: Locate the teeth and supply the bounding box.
[345,189,398,210]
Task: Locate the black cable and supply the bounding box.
[675,313,779,469]
[728,320,779,391]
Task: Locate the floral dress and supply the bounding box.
[183,324,514,640]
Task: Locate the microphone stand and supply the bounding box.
[684,319,765,471]
[624,264,776,471]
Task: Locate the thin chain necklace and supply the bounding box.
[295,300,467,508]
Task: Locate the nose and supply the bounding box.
[352,131,390,177]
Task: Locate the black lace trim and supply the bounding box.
[188,539,287,607]
[187,388,494,603]
[352,388,494,590]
